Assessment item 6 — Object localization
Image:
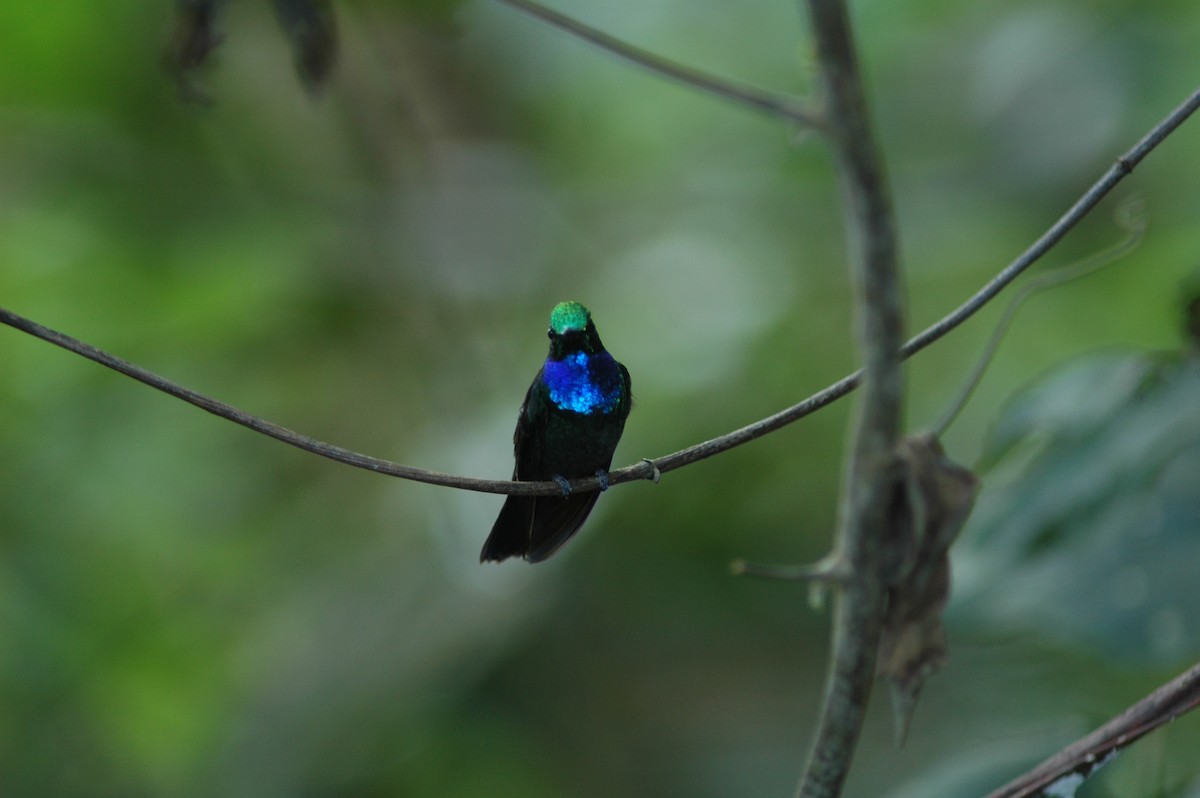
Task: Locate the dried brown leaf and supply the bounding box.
[878,433,978,743]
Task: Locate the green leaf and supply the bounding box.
[955,351,1200,664]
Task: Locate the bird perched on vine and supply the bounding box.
[481,301,632,563]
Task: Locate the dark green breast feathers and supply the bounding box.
[481,301,632,563]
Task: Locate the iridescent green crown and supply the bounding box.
[550,301,591,335]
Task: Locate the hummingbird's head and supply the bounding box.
[547,300,604,358]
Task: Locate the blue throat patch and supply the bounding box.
[542,351,622,415]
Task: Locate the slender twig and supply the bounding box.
[639,84,1200,479]
[731,556,850,583]
[983,660,1200,798]
[905,85,1200,357]
[930,197,1147,437]
[490,0,824,129]
[793,0,903,795]
[0,306,546,496]
[1,91,1197,498]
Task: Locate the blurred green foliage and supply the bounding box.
[960,351,1200,664]
[2,0,1200,796]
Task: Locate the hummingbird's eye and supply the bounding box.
[547,327,557,339]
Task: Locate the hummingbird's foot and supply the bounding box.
[594,469,610,492]
[552,475,572,496]
[641,458,662,484]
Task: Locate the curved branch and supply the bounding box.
[905,84,1200,356]
[983,660,1200,798]
[1,87,1197,499]
[0,306,546,496]
[930,198,1147,437]
[633,83,1200,480]
[490,0,823,129]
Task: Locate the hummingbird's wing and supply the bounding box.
[618,362,632,419]
[511,372,545,482]
[479,372,544,562]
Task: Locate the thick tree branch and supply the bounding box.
[793,1,903,796]
[983,660,1200,798]
[491,0,823,129]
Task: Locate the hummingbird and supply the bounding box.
[481,301,632,563]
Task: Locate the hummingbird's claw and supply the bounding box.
[641,458,662,484]
[553,475,572,496]
[594,469,610,492]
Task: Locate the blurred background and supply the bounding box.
[2,1,1200,796]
